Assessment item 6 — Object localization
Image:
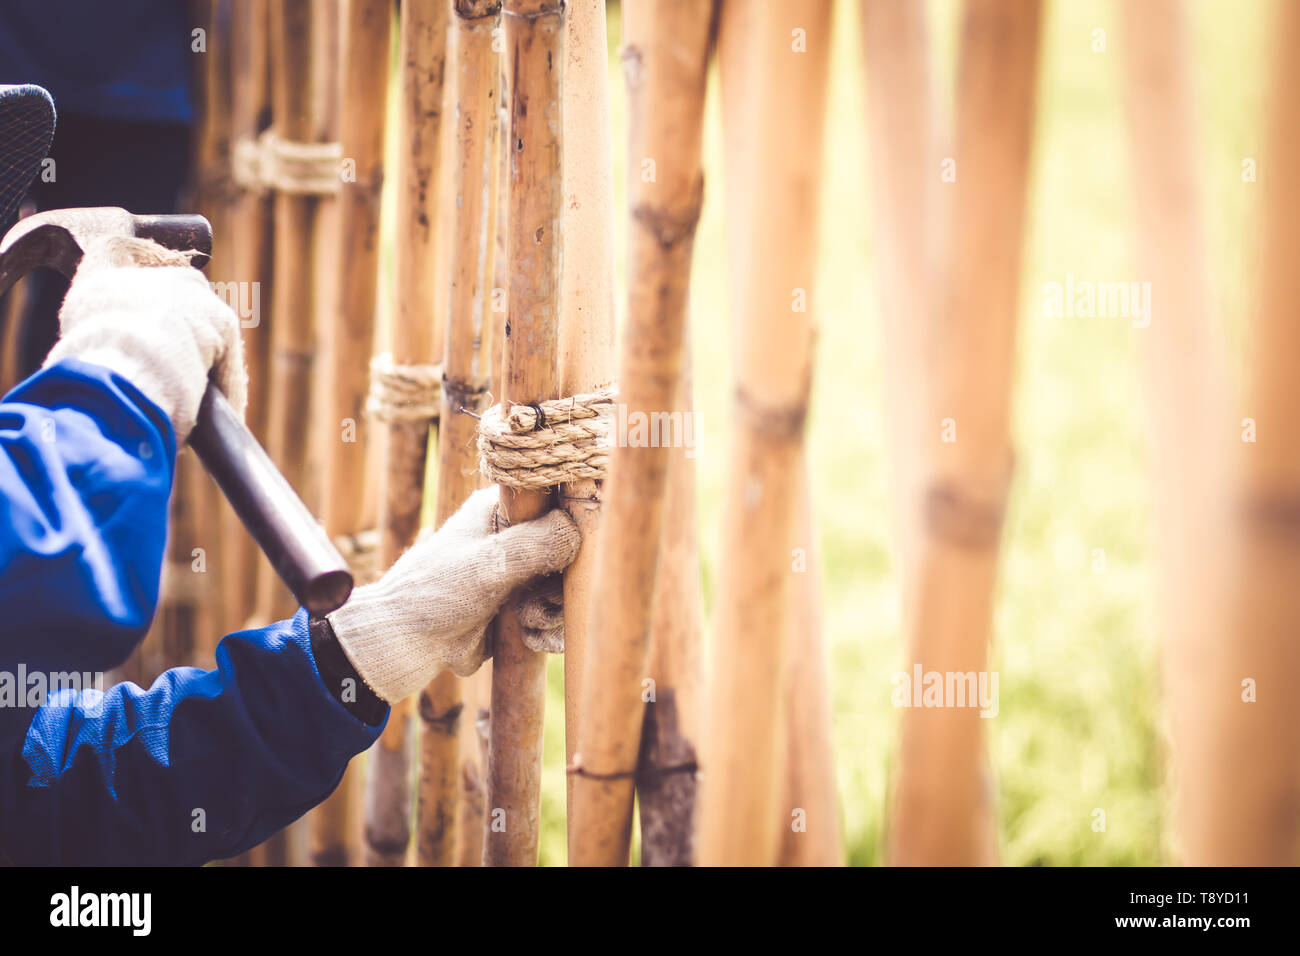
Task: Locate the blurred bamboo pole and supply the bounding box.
[217,1,274,869]
[361,0,450,869]
[1223,0,1300,864]
[310,0,393,868]
[777,461,842,864]
[250,0,340,865]
[860,0,942,613]
[483,0,564,867]
[637,357,703,867]
[568,0,713,867]
[223,0,275,636]
[1127,0,1300,864]
[254,0,335,624]
[182,0,232,656]
[860,0,945,867]
[699,0,831,866]
[416,0,499,868]
[558,0,617,851]
[888,0,1041,866]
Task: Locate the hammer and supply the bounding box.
[0,207,353,614]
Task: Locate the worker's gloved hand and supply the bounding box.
[44,235,247,443]
[328,486,581,704]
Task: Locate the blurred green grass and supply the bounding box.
[450,0,1271,866]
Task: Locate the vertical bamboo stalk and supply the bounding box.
[251,0,339,865]
[637,357,703,867]
[196,0,233,649]
[1132,0,1300,864]
[415,0,499,868]
[698,0,831,867]
[457,46,511,867]
[1224,0,1300,864]
[361,0,450,869]
[777,462,842,864]
[310,0,393,868]
[860,0,943,868]
[860,0,941,602]
[567,0,713,867]
[222,0,275,635]
[254,0,334,625]
[557,0,617,849]
[482,0,564,867]
[888,0,1041,866]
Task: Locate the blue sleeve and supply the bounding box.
[0,358,175,674]
[1,610,386,866]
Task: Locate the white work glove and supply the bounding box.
[44,235,247,443]
[328,486,581,705]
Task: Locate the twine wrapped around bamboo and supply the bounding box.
[366,353,444,425]
[477,389,616,489]
[232,129,344,195]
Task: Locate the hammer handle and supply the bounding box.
[190,385,354,615]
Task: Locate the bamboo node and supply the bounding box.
[733,384,809,440]
[477,387,617,489]
[232,129,344,196]
[366,353,444,425]
[418,693,464,733]
[923,481,1008,550]
[566,752,636,781]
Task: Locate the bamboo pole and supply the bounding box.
[249,0,339,866]
[860,0,941,605]
[637,359,703,867]
[482,0,564,867]
[1222,0,1300,864]
[557,0,617,849]
[1127,0,1300,864]
[567,0,713,867]
[697,0,831,867]
[222,0,275,636]
[860,0,944,867]
[888,0,1041,866]
[309,0,393,868]
[360,0,450,869]
[777,462,842,864]
[413,0,499,868]
[253,0,335,625]
[456,50,512,867]
[714,0,840,866]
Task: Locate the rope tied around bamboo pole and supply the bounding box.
[332,528,382,585]
[476,387,617,489]
[232,128,343,195]
[365,353,444,425]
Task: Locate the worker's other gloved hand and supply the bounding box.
[44,235,247,443]
[328,486,581,704]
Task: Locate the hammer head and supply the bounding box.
[0,206,212,298]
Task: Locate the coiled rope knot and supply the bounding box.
[477,387,618,490]
[232,129,343,196]
[366,353,444,425]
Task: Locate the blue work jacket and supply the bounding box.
[0,359,384,865]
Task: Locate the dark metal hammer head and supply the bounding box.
[0,206,213,298]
